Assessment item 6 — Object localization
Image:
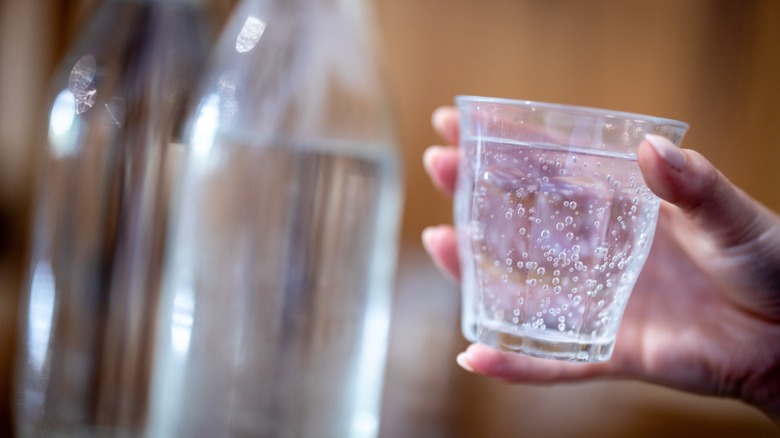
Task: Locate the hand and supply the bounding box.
[421,106,780,424]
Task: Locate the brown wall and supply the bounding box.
[1,0,779,435]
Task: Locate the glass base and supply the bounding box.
[478,327,615,363]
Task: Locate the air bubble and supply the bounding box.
[556,222,564,231]
[540,230,550,239]
[566,232,574,240]
[537,267,546,276]
[505,210,513,220]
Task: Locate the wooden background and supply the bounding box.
[1,0,779,436]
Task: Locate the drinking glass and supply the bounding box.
[454,96,688,362]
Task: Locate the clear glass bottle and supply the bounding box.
[147,0,403,436]
[14,0,215,436]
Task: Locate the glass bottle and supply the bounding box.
[147,0,403,436]
[14,0,215,436]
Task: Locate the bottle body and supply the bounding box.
[149,0,403,436]
[151,137,401,437]
[14,1,212,435]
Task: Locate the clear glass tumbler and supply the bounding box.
[455,96,688,362]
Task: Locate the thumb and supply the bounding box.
[638,134,766,248]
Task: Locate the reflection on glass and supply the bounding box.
[235,16,266,52]
[170,286,195,359]
[191,93,221,161]
[68,54,97,114]
[27,262,56,373]
[48,89,78,157]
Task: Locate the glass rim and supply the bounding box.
[455,95,689,131]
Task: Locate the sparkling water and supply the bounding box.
[456,137,660,362]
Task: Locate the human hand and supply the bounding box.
[422,106,780,424]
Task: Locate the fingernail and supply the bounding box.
[431,106,451,128]
[421,226,434,247]
[456,352,475,372]
[645,134,686,171]
[421,226,442,250]
[432,106,459,141]
[422,146,442,173]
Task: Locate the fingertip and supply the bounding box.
[456,351,475,372]
[422,145,444,175]
[421,225,461,281]
[420,225,450,261]
[420,225,440,252]
[637,138,689,205]
[456,344,495,374]
[431,106,455,127]
[432,106,459,144]
[422,145,459,196]
[639,138,766,248]
[644,134,686,171]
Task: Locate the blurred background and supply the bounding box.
[0,0,778,436]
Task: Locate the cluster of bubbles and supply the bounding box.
[473,142,660,341]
